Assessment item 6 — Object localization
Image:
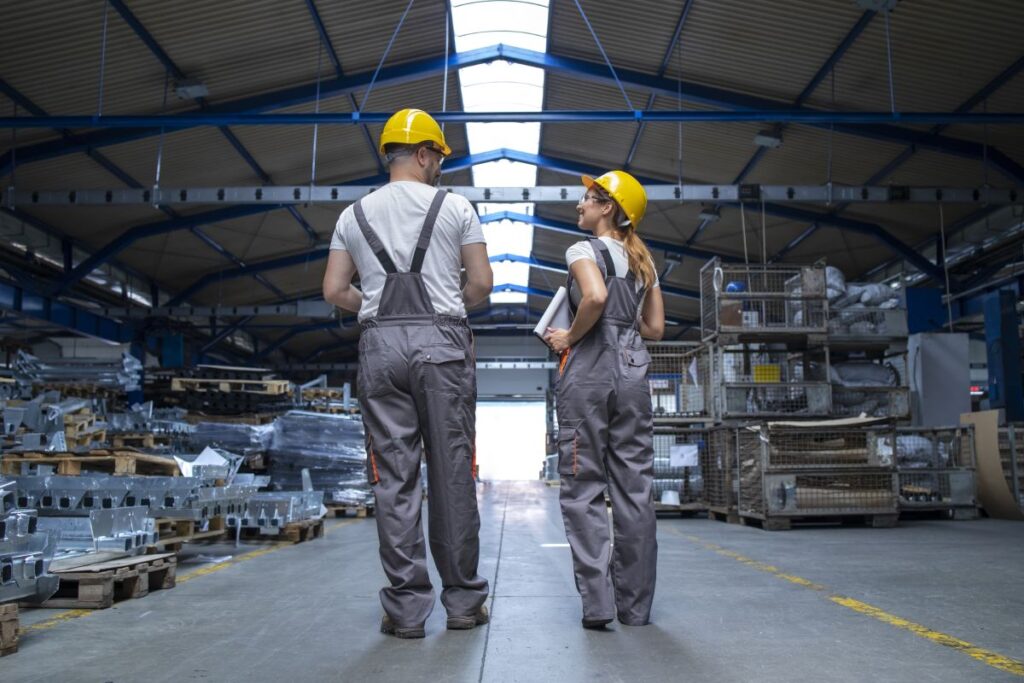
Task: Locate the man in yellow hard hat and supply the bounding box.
[323,108,493,639]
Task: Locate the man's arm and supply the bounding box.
[461,243,493,308]
[322,249,363,312]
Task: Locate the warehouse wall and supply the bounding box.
[475,335,551,399]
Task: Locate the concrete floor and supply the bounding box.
[6,481,1024,682]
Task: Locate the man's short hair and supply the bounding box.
[383,142,420,165]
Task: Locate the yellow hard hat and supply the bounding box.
[378,108,451,157]
[582,170,647,229]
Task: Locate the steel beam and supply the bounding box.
[773,52,1024,268]
[54,204,288,294]
[3,110,1023,128]
[687,10,875,246]
[3,45,1021,181]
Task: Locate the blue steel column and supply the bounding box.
[984,289,1024,422]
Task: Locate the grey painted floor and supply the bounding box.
[6,481,1024,682]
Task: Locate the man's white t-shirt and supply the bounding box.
[330,182,486,321]
[565,236,660,305]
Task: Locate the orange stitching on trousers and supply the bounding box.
[559,348,571,376]
[367,434,381,484]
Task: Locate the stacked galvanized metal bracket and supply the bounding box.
[3,395,97,452]
[230,470,323,536]
[12,350,143,391]
[0,481,59,605]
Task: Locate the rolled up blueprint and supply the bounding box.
[533,286,571,342]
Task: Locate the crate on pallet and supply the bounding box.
[700,259,828,342]
[700,426,757,523]
[647,342,710,421]
[735,422,899,530]
[892,426,978,518]
[710,344,832,419]
[652,427,707,513]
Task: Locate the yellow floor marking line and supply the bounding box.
[23,518,360,634]
[22,609,93,633]
[831,597,1024,677]
[669,527,1024,677]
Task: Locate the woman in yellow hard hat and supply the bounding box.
[544,170,664,629]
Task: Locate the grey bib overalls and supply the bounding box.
[354,189,489,629]
[556,237,658,626]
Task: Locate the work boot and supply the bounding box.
[581,617,614,630]
[380,614,425,639]
[446,604,490,630]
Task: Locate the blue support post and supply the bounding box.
[983,289,1024,421]
[905,287,947,333]
[160,334,185,368]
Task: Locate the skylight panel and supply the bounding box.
[451,0,550,305]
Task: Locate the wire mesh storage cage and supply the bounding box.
[653,427,707,508]
[828,307,908,342]
[735,423,899,529]
[710,344,832,419]
[700,427,759,519]
[997,425,1024,512]
[830,352,910,419]
[890,426,977,517]
[700,258,828,341]
[647,342,710,420]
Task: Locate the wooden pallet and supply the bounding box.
[308,403,360,414]
[182,412,279,425]
[0,603,17,657]
[303,388,345,400]
[325,504,372,519]
[707,506,740,524]
[737,513,900,531]
[150,516,228,552]
[171,377,290,395]
[35,553,177,609]
[64,429,107,449]
[37,383,121,399]
[0,448,179,476]
[238,517,325,543]
[63,411,96,436]
[110,432,175,449]
[653,501,707,517]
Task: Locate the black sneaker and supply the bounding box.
[446,605,490,630]
[380,614,426,639]
[582,617,614,630]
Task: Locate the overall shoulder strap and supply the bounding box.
[410,190,448,274]
[589,238,615,277]
[353,200,397,274]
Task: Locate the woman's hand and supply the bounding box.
[544,327,572,353]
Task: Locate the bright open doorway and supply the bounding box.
[475,401,547,481]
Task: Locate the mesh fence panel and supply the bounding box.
[647,342,708,418]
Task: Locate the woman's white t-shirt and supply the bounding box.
[565,236,659,305]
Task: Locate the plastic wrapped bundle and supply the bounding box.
[825,266,846,301]
[268,411,370,505]
[190,422,274,455]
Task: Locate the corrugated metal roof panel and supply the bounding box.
[0,0,169,116]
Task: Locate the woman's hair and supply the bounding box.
[592,185,656,288]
